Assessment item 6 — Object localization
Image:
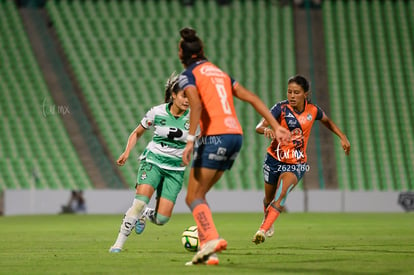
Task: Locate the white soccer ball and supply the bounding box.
[181,225,199,252]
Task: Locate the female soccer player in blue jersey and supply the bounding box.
[109,73,192,253]
[252,75,351,244]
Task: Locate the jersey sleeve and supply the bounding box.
[178,71,196,90]
[313,104,325,120]
[230,76,238,87]
[269,102,282,119]
[140,107,155,129]
[228,76,239,95]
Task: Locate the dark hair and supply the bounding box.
[164,72,181,103]
[288,75,309,92]
[179,27,206,66]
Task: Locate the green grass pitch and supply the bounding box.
[0,213,413,274]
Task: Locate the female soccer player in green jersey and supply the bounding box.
[109,73,192,253]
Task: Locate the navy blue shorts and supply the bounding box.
[192,134,243,171]
[263,153,309,185]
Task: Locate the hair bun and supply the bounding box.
[180,27,198,42]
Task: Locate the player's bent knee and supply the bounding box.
[154,213,170,225]
[185,195,193,207]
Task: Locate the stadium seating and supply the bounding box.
[0,0,93,191]
[4,0,410,192]
[323,0,414,191]
[46,0,296,190]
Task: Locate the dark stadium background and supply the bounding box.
[1,0,413,215]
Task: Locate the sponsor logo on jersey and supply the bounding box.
[288,120,297,127]
[200,65,226,77]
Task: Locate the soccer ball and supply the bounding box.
[181,225,199,252]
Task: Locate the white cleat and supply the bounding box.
[252,230,266,245]
[185,253,219,266]
[191,238,227,265]
[266,224,274,237]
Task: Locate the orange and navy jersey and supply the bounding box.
[267,100,325,164]
[179,60,243,136]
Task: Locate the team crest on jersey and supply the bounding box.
[184,120,190,130]
[146,119,152,126]
[291,128,303,138]
[307,114,312,121]
[140,171,147,180]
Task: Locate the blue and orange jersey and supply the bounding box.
[179,60,243,136]
[268,100,325,164]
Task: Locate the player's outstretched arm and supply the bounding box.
[117,125,146,166]
[320,115,351,155]
[233,84,290,144]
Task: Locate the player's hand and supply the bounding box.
[117,152,129,166]
[182,142,194,166]
[263,128,275,139]
[341,137,351,155]
[273,126,291,145]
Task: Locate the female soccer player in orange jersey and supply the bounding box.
[177,27,290,265]
[252,75,351,244]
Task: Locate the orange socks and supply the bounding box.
[192,203,219,246]
[260,206,280,232]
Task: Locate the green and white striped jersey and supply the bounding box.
[140,103,190,171]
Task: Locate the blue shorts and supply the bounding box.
[263,153,308,185]
[192,134,243,171]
